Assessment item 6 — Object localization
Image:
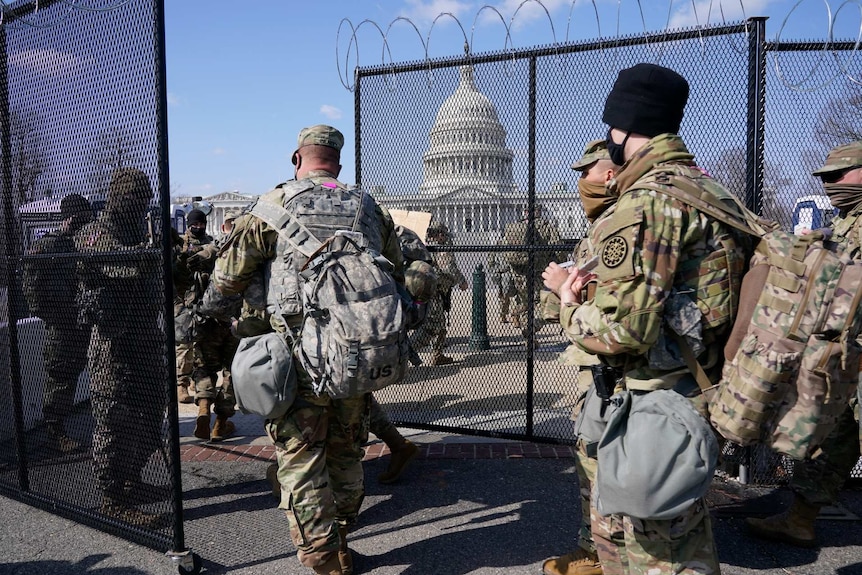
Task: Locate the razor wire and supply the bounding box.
[0,0,133,30]
[336,0,862,94]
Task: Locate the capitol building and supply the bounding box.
[189,65,587,242]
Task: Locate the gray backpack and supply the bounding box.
[231,332,296,419]
[251,180,409,399]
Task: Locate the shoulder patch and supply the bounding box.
[602,236,628,268]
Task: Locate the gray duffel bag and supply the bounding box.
[595,389,718,520]
[231,332,297,420]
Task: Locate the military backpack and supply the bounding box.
[639,165,862,460]
[250,179,409,400]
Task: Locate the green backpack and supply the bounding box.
[639,165,862,461]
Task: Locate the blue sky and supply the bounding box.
[164,0,862,197]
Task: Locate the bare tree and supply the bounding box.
[8,109,46,207]
[708,147,794,230]
[814,87,862,149]
[88,125,143,194]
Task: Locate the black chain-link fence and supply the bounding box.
[358,19,862,485]
[0,0,183,557]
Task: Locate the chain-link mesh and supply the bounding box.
[0,0,179,552]
[359,24,862,486]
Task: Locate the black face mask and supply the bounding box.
[606,128,630,166]
[190,227,207,238]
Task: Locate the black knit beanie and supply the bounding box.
[186,209,207,225]
[602,63,689,137]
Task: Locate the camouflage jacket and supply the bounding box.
[428,237,465,294]
[22,229,79,324]
[173,230,214,311]
[830,203,862,257]
[560,134,748,389]
[503,216,562,274]
[74,215,162,328]
[211,170,403,335]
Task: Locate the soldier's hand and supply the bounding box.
[560,266,596,306]
[542,262,571,296]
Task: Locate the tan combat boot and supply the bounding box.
[101,497,168,530]
[177,384,193,404]
[194,399,212,440]
[338,525,353,575]
[746,496,821,548]
[312,554,344,575]
[377,428,420,484]
[541,548,603,575]
[428,352,454,366]
[210,415,235,442]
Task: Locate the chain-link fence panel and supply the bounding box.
[358,24,752,446]
[0,0,183,557]
[358,22,862,486]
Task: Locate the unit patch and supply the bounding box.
[602,236,628,268]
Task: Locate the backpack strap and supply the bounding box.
[635,168,770,239]
[250,193,324,260]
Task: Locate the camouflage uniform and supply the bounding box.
[487,245,516,322]
[783,142,862,510]
[409,225,465,364]
[23,206,92,450]
[173,228,211,403]
[211,154,403,570]
[74,168,167,527]
[561,134,748,575]
[503,214,562,336]
[175,228,238,430]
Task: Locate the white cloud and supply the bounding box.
[212,148,226,156]
[167,92,181,107]
[9,49,82,77]
[669,0,775,30]
[399,0,473,26]
[320,105,343,120]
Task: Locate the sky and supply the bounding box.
[163,0,862,198]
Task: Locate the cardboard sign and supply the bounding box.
[389,209,432,240]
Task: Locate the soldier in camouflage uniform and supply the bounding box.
[23,193,94,453]
[75,167,168,529]
[487,236,517,323]
[173,209,211,405]
[208,125,403,575]
[540,140,620,575]
[503,205,562,337]
[176,208,239,441]
[746,141,862,548]
[558,64,751,575]
[409,220,467,366]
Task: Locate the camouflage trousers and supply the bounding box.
[175,342,195,389]
[512,274,546,337]
[193,319,238,416]
[267,392,370,569]
[790,402,860,507]
[591,491,719,575]
[88,324,166,501]
[409,293,447,355]
[369,395,395,439]
[42,322,91,423]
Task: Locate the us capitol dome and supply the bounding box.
[373,65,585,242]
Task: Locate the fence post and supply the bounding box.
[469,263,490,350]
[746,16,768,215]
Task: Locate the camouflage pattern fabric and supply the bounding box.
[559,134,744,574]
[192,317,238,416]
[23,230,91,426]
[591,497,719,575]
[488,249,516,320]
[786,205,862,507]
[212,169,399,570]
[74,185,166,503]
[266,390,369,569]
[408,235,465,355]
[176,341,195,390]
[368,394,396,439]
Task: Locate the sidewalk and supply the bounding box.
[1,411,861,575]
